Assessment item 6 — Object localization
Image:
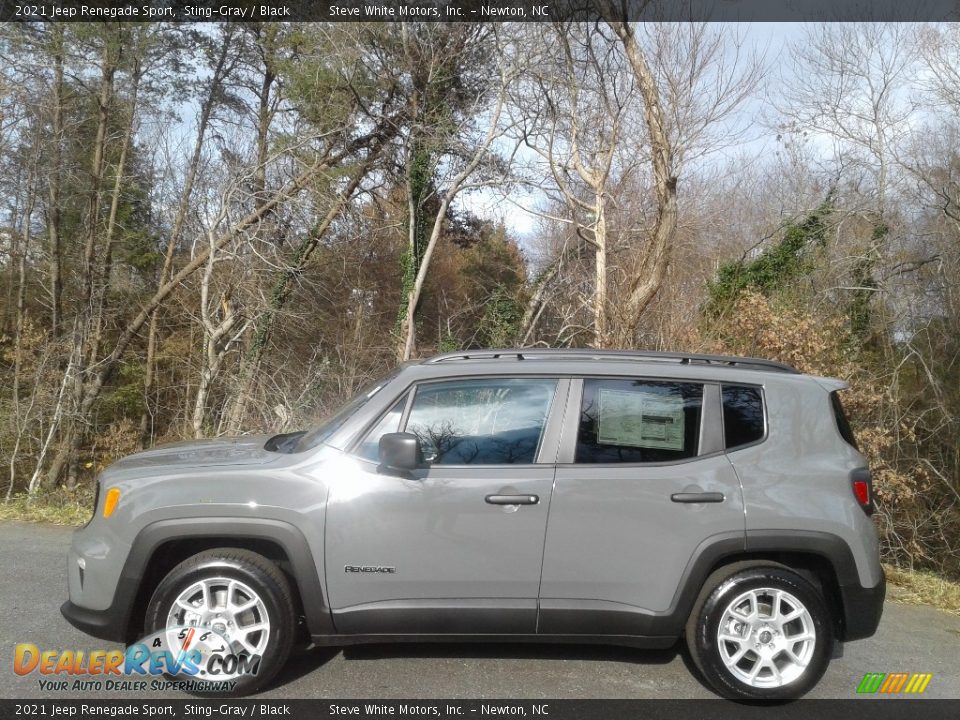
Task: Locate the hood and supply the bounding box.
[105,436,279,473]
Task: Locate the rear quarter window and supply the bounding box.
[721,385,765,450]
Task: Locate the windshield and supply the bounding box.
[294,370,399,453]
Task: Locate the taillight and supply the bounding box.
[850,467,873,515]
[853,481,869,505]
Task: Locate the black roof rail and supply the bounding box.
[423,348,801,374]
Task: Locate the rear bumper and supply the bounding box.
[839,569,885,641]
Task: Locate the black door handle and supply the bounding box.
[485,494,539,506]
[671,492,725,503]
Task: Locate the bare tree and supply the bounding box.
[189,184,250,436]
[513,17,762,346]
[44,152,331,485]
[908,24,960,226]
[140,27,240,445]
[395,29,513,361]
[512,22,637,347]
[776,23,916,219]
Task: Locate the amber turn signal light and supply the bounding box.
[103,488,121,518]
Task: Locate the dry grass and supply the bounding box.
[884,563,960,615]
[0,489,94,527]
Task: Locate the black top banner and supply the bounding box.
[3,0,959,23]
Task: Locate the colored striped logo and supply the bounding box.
[857,672,933,694]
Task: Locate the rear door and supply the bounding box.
[325,377,568,635]
[538,377,745,636]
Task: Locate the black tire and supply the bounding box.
[685,563,833,700]
[144,548,295,697]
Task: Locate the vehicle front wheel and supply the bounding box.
[144,548,296,697]
[685,563,833,700]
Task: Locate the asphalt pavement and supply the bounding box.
[1,521,957,700]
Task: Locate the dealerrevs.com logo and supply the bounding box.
[856,672,933,694]
[14,627,260,693]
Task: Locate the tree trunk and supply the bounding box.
[59,35,117,489]
[254,67,275,201]
[519,260,561,345]
[593,196,608,348]
[192,224,242,437]
[87,61,141,376]
[80,40,117,309]
[603,14,678,342]
[48,25,65,338]
[8,158,37,501]
[192,367,216,437]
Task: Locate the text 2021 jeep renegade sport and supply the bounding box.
[62,349,884,699]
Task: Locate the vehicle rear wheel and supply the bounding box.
[144,548,295,697]
[685,563,833,699]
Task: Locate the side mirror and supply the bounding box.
[378,432,421,473]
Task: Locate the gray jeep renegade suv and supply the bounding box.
[62,349,884,699]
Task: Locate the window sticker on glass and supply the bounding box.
[597,389,685,450]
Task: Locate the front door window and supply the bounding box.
[404,378,558,465]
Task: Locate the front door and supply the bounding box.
[324,376,567,635]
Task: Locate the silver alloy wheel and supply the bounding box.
[716,587,816,688]
[165,576,271,679]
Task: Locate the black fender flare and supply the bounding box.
[120,517,333,639]
[665,529,881,641]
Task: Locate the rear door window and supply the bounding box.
[574,379,703,464]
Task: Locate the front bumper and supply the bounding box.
[63,521,137,643]
[60,599,131,642]
[839,569,885,641]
